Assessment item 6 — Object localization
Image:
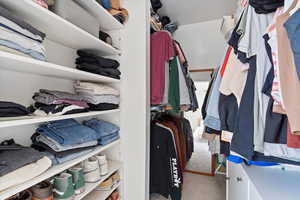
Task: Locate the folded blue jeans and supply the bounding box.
[99,132,120,146]
[36,119,98,145]
[83,118,120,139]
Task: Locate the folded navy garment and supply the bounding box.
[88,103,119,111]
[0,6,46,39]
[76,50,120,69]
[0,101,30,117]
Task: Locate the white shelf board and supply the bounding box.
[77,161,122,200]
[0,140,121,200]
[0,109,120,128]
[83,181,121,200]
[74,0,124,30]
[0,0,120,56]
[0,51,120,83]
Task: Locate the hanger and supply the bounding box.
[285,0,299,14]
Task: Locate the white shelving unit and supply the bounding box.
[77,162,121,200]
[84,182,121,200]
[0,141,120,200]
[0,0,129,199]
[0,109,120,129]
[74,0,124,30]
[0,0,120,56]
[0,51,120,83]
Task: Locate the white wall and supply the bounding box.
[121,0,150,199]
[174,19,227,70]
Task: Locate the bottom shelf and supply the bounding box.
[77,160,122,200]
[83,182,121,200]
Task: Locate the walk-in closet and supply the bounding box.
[1,0,300,200]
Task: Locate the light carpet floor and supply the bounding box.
[151,173,226,200]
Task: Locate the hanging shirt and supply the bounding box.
[168,57,180,111]
[151,31,174,105]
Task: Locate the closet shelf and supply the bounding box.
[0,51,120,83]
[0,0,121,56]
[74,0,124,30]
[0,109,120,129]
[0,141,121,200]
[77,162,122,200]
[84,182,120,200]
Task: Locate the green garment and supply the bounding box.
[168,57,180,112]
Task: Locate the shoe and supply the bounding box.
[31,181,53,200]
[96,177,113,191]
[7,190,32,200]
[111,172,120,185]
[96,155,108,176]
[53,173,75,200]
[83,157,101,183]
[68,167,85,195]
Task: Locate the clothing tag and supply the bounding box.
[221,130,233,143]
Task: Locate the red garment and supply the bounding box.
[220,47,232,77]
[287,123,300,148]
[150,32,174,105]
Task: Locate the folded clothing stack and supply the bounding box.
[31,118,119,164]
[31,89,89,116]
[0,101,31,118]
[32,0,49,9]
[83,118,120,146]
[0,6,46,61]
[32,119,99,165]
[0,139,52,191]
[76,50,121,79]
[74,81,120,111]
[96,0,129,24]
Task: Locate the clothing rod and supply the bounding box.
[189,68,215,73]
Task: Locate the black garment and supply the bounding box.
[77,63,121,79]
[0,101,30,117]
[76,50,120,69]
[228,11,243,51]
[231,56,257,160]
[201,70,216,119]
[151,0,162,12]
[264,98,287,144]
[113,14,126,24]
[0,6,46,39]
[30,103,88,115]
[0,139,44,176]
[88,103,119,111]
[218,94,238,132]
[160,16,171,27]
[181,118,194,161]
[150,123,182,200]
[99,31,112,45]
[205,126,222,135]
[249,0,284,14]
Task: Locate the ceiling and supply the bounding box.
[158,0,238,26]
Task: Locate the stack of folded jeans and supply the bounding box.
[74,81,120,111]
[0,139,52,191]
[32,119,99,165]
[76,50,121,79]
[83,118,120,145]
[0,6,46,61]
[31,89,89,116]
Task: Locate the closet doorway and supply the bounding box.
[184,80,213,175]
